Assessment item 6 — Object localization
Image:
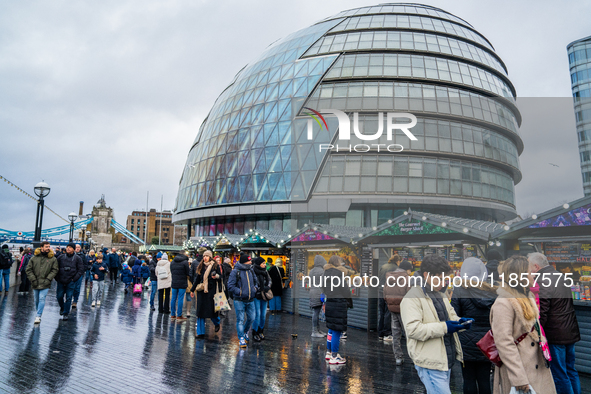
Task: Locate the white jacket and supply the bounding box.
[400,286,463,371]
[156,260,172,289]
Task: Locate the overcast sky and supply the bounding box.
[0,0,589,235]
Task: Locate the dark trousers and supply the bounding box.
[18,272,31,292]
[549,343,581,394]
[378,297,391,337]
[461,361,491,394]
[110,267,119,282]
[158,288,171,313]
[56,281,76,316]
[72,275,84,303]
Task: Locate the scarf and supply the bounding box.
[202,259,214,293]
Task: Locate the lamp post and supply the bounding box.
[68,212,77,243]
[33,181,51,248]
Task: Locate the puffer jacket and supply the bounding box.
[156,260,172,289]
[25,248,59,290]
[323,264,352,332]
[537,265,580,345]
[120,267,133,284]
[308,255,326,308]
[149,259,159,281]
[268,263,285,297]
[227,262,258,301]
[140,264,150,279]
[170,254,190,289]
[384,268,412,313]
[450,284,497,362]
[0,248,13,270]
[400,286,463,371]
[132,260,142,278]
[56,252,85,284]
[252,258,272,300]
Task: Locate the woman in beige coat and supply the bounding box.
[156,253,172,314]
[490,255,555,394]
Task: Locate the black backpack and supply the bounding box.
[0,250,12,270]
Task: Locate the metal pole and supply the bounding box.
[33,198,42,244]
[159,195,163,245]
[69,219,74,243]
[173,225,176,246]
[38,198,45,243]
[144,191,149,244]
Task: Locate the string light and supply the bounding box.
[531,214,537,220]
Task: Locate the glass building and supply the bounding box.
[568,35,591,196]
[174,4,523,236]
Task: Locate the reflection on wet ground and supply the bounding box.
[1,283,589,393]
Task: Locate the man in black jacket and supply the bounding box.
[56,243,85,320]
[169,250,190,320]
[529,252,581,394]
[0,244,14,295]
[71,244,88,309]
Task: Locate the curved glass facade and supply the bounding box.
[568,35,591,196]
[175,4,523,233]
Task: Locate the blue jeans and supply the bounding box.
[34,288,49,317]
[0,268,10,291]
[150,280,158,307]
[549,343,581,394]
[327,329,342,354]
[72,275,84,303]
[196,317,220,335]
[85,270,92,283]
[56,281,76,316]
[234,300,256,340]
[269,295,281,311]
[415,365,452,394]
[170,288,186,317]
[253,298,267,331]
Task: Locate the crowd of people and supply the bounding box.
[0,241,583,393]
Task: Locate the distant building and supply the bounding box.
[568,35,591,195]
[125,209,174,245]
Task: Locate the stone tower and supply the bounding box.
[91,195,115,249]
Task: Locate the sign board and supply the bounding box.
[544,243,581,263]
[373,219,457,237]
[529,204,591,228]
[360,247,373,277]
[292,229,335,242]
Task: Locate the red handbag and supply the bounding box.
[477,330,529,367]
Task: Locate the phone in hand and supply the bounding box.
[460,319,474,326]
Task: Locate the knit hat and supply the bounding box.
[275,258,283,265]
[198,247,207,255]
[67,242,76,250]
[203,250,213,259]
[240,253,251,264]
[161,253,168,261]
[460,257,487,281]
[252,257,265,266]
[1,244,8,249]
[156,252,163,259]
[399,260,413,271]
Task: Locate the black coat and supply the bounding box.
[537,265,581,345]
[193,264,222,319]
[323,266,351,332]
[253,265,272,300]
[268,265,285,297]
[148,259,158,281]
[170,254,190,289]
[56,253,85,284]
[450,285,497,362]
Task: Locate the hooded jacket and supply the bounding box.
[268,260,285,297]
[227,262,258,301]
[132,259,142,278]
[170,254,190,289]
[156,258,172,289]
[25,248,59,290]
[140,264,150,279]
[120,266,133,284]
[56,252,85,284]
[308,255,326,308]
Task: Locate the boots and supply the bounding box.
[311,328,325,338]
[258,328,265,340]
[252,329,261,342]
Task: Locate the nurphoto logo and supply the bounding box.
[303,108,418,153]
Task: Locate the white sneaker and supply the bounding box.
[34,317,41,324]
[383,335,393,342]
[91,302,95,307]
[97,300,101,306]
[325,351,331,360]
[329,354,346,365]
[341,332,347,340]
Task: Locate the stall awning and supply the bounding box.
[239,229,289,250]
[286,223,372,245]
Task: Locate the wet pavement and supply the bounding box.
[1,283,590,394]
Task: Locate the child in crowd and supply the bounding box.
[120,263,133,293]
[141,261,150,288]
[91,253,109,307]
[132,258,143,285]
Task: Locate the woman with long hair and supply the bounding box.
[490,255,555,394]
[190,250,222,338]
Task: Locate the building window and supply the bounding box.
[131,219,134,224]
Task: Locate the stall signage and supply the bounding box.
[529,204,591,228]
[292,229,335,242]
[544,243,581,263]
[360,247,373,277]
[448,248,463,262]
[374,219,456,236]
[242,234,268,244]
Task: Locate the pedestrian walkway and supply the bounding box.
[0,283,590,393]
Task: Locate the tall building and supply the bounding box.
[126,210,174,244]
[568,35,591,196]
[174,4,522,235]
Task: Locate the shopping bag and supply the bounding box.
[509,386,536,394]
[214,288,231,312]
[145,279,151,288]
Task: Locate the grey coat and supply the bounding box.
[309,255,327,308]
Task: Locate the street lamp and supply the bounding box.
[33,181,51,248]
[68,212,77,243]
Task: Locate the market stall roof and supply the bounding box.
[138,244,186,253]
[286,223,372,245]
[191,236,219,248]
[212,234,243,250]
[493,195,591,242]
[239,229,289,250]
[358,209,501,245]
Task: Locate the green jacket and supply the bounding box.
[25,248,59,290]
